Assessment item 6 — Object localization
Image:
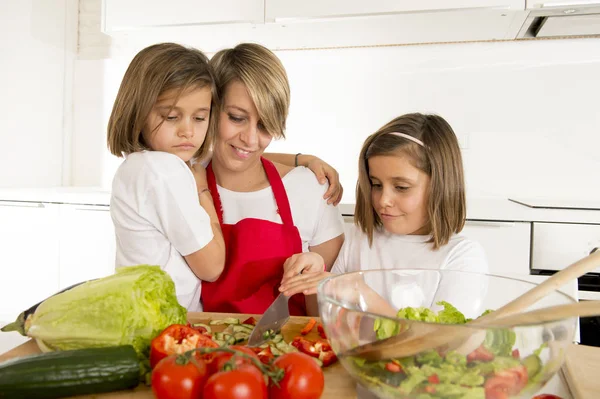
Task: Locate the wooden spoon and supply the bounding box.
[347,250,600,361]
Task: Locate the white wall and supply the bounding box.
[0,0,77,187]
[73,1,600,203]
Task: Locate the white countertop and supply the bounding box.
[340,197,600,225]
[0,187,110,206]
[1,188,599,224]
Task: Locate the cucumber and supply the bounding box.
[191,323,212,333]
[0,345,140,399]
[209,317,240,326]
[232,325,253,334]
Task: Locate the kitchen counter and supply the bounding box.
[0,187,110,206]
[1,188,599,225]
[340,197,600,225]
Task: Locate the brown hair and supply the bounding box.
[107,42,218,160]
[355,113,466,249]
[209,43,290,139]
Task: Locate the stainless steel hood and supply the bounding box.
[517,3,600,38]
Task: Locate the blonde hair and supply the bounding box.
[355,113,466,249]
[107,42,218,160]
[209,43,290,139]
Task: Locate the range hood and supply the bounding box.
[518,2,600,38]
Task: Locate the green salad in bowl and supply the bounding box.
[317,270,576,399]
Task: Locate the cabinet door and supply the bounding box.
[266,0,525,22]
[462,220,531,276]
[58,205,116,289]
[527,0,600,9]
[0,202,60,322]
[531,222,600,273]
[103,0,264,32]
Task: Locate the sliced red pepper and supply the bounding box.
[150,324,218,368]
[428,374,440,384]
[314,339,332,353]
[242,316,257,326]
[317,323,327,339]
[385,362,402,373]
[291,336,320,358]
[300,318,317,335]
[319,350,338,367]
[257,346,275,364]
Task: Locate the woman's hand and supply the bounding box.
[303,156,343,206]
[282,252,324,280]
[280,271,332,297]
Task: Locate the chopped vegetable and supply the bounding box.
[150,324,218,369]
[19,265,186,360]
[300,318,317,335]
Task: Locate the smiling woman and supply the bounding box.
[200,43,345,317]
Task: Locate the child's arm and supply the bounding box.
[183,165,225,282]
[263,152,343,205]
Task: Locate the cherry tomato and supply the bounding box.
[269,352,325,399]
[484,365,529,398]
[203,366,267,399]
[151,353,209,399]
[209,345,261,374]
[532,395,563,399]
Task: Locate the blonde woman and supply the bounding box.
[200,43,345,316]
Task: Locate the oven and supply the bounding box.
[530,221,600,346]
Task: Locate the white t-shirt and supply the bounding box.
[331,224,489,319]
[110,151,214,311]
[216,167,345,253]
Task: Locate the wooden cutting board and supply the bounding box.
[0,312,357,399]
[562,344,600,399]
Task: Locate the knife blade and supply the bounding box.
[247,293,291,347]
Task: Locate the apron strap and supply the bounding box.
[206,162,224,224]
[261,157,294,226]
[205,158,295,226]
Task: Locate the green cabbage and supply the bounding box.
[24,265,187,359]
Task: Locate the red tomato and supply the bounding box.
[209,345,261,374]
[269,352,325,399]
[532,395,563,399]
[484,365,529,397]
[203,366,267,399]
[151,354,209,399]
[467,345,495,363]
[150,324,219,369]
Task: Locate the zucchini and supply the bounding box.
[0,345,140,399]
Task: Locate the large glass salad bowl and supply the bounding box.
[317,269,577,399]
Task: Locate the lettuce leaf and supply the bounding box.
[24,265,187,359]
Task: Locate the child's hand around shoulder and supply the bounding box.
[280,252,331,296]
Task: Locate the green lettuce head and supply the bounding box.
[23,265,187,358]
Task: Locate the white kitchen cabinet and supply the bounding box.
[58,204,116,289]
[461,220,532,276]
[0,202,61,322]
[102,0,264,32]
[526,0,600,9]
[531,222,600,273]
[266,0,525,22]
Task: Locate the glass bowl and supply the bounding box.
[317,269,577,399]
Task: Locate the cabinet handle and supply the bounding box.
[0,201,45,208]
[466,221,516,228]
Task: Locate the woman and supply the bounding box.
[200,43,345,316]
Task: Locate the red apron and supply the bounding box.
[201,157,306,316]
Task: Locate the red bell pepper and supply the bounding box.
[291,335,337,367]
[243,316,257,326]
[300,318,317,335]
[257,346,275,364]
[317,323,327,339]
[150,324,219,368]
